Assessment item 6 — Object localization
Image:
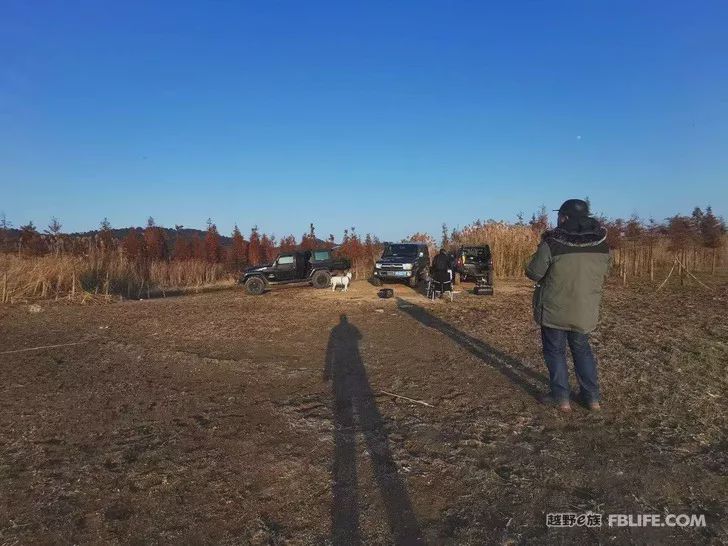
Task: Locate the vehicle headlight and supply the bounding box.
[402,263,413,270]
[375,263,382,269]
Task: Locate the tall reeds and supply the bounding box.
[0,252,234,303]
[451,221,541,278]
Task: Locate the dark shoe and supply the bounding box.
[539,394,571,412]
[578,393,601,411]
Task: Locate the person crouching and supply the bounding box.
[431,248,453,297]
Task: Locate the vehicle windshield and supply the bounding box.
[382,244,419,258]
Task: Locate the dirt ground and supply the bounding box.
[1,278,726,545]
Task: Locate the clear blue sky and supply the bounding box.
[2,1,726,241]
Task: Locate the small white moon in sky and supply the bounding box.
[576,135,582,140]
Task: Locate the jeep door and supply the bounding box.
[273,254,296,281]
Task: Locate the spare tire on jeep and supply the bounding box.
[244,276,266,295]
[312,270,331,289]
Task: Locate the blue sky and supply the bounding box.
[1,1,726,241]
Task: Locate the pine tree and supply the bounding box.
[45,217,63,255]
[624,215,644,276]
[279,235,297,253]
[364,233,377,261]
[0,212,11,251]
[192,236,206,260]
[691,207,704,230]
[700,206,726,275]
[172,224,188,260]
[173,236,190,260]
[666,214,693,281]
[247,226,261,265]
[228,224,247,270]
[122,229,145,260]
[144,218,167,261]
[19,221,43,254]
[205,222,223,263]
[46,217,62,236]
[0,212,10,231]
[260,234,274,263]
[98,217,114,253]
[529,205,549,233]
[604,217,625,250]
[625,214,643,240]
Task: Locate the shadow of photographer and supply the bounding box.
[324,314,424,546]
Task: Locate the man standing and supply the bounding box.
[525,199,610,412]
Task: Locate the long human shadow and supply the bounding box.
[395,298,548,400]
[324,314,424,546]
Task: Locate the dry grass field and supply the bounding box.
[1,278,726,544]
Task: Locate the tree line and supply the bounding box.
[1,205,725,279]
[0,213,386,274]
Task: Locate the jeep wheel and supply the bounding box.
[312,270,331,289]
[370,276,383,287]
[408,275,418,288]
[244,276,265,296]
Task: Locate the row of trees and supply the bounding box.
[118,219,269,270]
[1,206,725,279]
[0,214,386,274]
[597,207,725,277]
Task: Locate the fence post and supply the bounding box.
[2,272,6,303]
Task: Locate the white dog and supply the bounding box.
[331,271,352,292]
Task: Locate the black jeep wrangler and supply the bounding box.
[372,242,430,288]
[241,248,351,295]
[455,245,494,294]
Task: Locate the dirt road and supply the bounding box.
[1,279,726,544]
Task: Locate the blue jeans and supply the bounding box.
[541,326,600,404]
